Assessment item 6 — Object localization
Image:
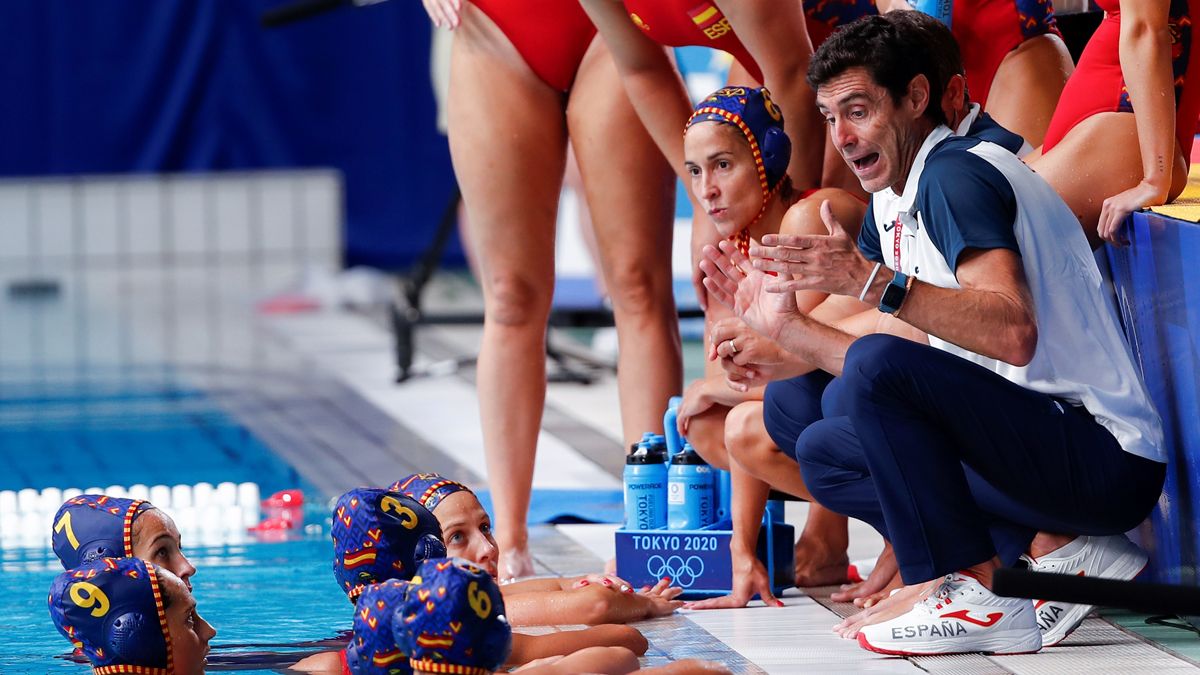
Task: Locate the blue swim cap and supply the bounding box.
[686,86,791,196]
[345,579,413,675]
[389,474,472,513]
[332,488,447,603]
[397,558,512,675]
[52,495,155,570]
[48,557,171,674]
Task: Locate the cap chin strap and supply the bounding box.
[730,180,782,257]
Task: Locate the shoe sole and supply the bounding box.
[1040,550,1149,647]
[858,630,1042,656]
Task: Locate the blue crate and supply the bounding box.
[614,513,794,599]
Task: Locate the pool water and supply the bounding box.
[0,373,350,671]
[1,536,352,673]
[0,375,304,494]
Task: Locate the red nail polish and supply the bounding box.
[579,580,589,586]
[775,600,785,607]
[603,579,612,586]
[663,577,671,584]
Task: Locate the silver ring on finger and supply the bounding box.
[728,339,739,354]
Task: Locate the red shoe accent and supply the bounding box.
[847,563,864,584]
[940,609,1003,627]
[857,631,1042,657]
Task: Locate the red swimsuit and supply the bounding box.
[470,0,597,92]
[951,0,1061,108]
[621,0,879,83]
[1042,0,1200,157]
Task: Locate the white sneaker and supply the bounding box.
[1023,534,1148,647]
[858,572,1042,656]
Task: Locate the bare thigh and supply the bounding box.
[448,3,568,312]
[566,38,676,305]
[1029,112,1147,246]
[985,34,1074,149]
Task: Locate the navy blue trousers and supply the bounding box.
[790,335,1165,584]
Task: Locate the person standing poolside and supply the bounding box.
[700,14,1164,655]
[418,0,682,582]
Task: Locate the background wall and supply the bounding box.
[0,0,459,269]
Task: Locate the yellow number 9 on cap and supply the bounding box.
[467,581,492,620]
[761,87,782,122]
[70,582,110,618]
[380,495,419,530]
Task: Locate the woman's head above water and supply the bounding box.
[390,474,500,580]
[52,495,196,589]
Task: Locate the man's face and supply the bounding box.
[816,67,929,194]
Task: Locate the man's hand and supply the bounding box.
[421,0,462,28]
[709,318,802,391]
[752,201,875,298]
[699,240,800,341]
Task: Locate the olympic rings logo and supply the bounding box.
[646,555,705,588]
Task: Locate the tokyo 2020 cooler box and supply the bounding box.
[614,516,794,599]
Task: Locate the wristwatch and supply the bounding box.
[878,270,909,315]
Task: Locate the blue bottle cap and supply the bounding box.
[627,447,666,465]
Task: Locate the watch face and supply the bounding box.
[880,277,908,313]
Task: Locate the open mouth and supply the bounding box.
[708,207,728,219]
[851,153,879,173]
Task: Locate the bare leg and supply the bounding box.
[685,404,733,470]
[724,403,849,586]
[448,4,568,579]
[568,38,682,447]
[985,33,1073,149]
[1030,112,1188,246]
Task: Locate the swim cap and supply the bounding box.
[332,488,447,603]
[48,557,171,674]
[52,495,155,570]
[686,86,791,197]
[345,579,413,675]
[397,558,512,675]
[389,474,472,513]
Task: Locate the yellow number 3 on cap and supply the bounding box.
[467,581,491,620]
[380,495,419,530]
[70,582,111,618]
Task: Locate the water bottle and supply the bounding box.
[623,444,668,530]
[715,469,732,522]
[668,443,715,530]
[913,0,952,27]
[663,396,685,457]
[648,434,669,461]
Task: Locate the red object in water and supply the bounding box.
[250,489,305,531]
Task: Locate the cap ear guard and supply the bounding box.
[759,126,791,190]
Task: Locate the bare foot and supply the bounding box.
[833,578,938,639]
[793,536,850,587]
[852,571,903,608]
[499,547,535,582]
[831,543,896,603]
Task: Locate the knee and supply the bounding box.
[793,418,843,469]
[725,402,772,465]
[685,411,729,469]
[842,334,916,391]
[485,273,552,327]
[603,262,670,318]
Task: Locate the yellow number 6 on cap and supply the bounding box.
[70,582,111,618]
[380,495,419,529]
[468,581,492,619]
